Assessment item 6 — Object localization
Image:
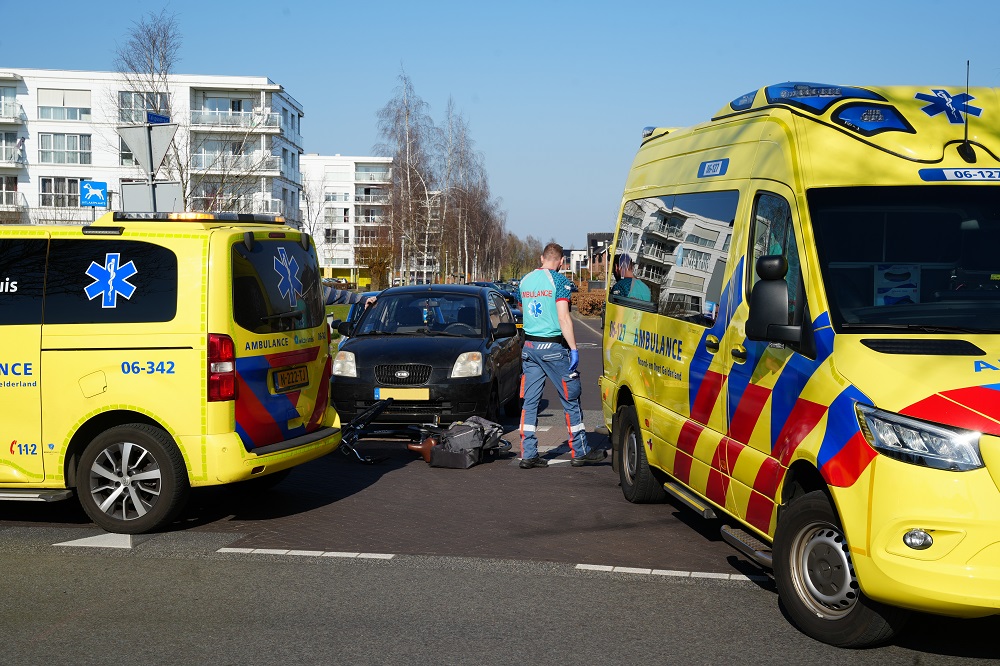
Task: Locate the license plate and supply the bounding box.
[273,366,309,393]
[375,387,430,400]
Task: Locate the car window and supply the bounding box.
[354,292,483,337]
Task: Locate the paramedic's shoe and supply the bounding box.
[519,456,548,469]
[571,448,608,467]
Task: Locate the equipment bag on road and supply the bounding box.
[429,416,508,469]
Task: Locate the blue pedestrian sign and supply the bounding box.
[80,181,108,207]
[146,111,170,124]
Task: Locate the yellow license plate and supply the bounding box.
[375,387,430,400]
[273,366,309,393]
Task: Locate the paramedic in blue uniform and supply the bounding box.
[516,242,606,469]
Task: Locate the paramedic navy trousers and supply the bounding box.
[519,341,590,461]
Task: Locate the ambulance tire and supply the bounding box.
[77,423,190,535]
[773,490,908,648]
[618,405,666,503]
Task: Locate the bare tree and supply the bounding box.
[112,10,287,216]
[375,69,438,283]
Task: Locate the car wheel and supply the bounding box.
[503,394,521,417]
[618,405,666,503]
[773,490,908,647]
[76,423,189,534]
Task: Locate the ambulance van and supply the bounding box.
[602,82,1000,646]
[0,212,342,534]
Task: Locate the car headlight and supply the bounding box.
[855,404,983,471]
[332,350,357,377]
[451,351,483,378]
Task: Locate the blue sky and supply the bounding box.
[6,0,1000,248]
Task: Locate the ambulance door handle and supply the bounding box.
[731,347,748,362]
[704,335,720,354]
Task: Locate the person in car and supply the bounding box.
[516,242,606,469]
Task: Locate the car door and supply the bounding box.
[722,182,812,533]
[0,234,47,484]
[488,291,519,400]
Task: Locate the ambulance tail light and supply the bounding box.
[208,333,237,401]
[856,404,983,471]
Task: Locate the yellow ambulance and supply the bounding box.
[0,212,342,533]
[602,82,1000,646]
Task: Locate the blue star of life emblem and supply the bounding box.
[273,247,303,307]
[84,252,138,308]
[529,301,543,318]
[915,89,983,124]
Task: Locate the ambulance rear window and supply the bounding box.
[231,240,324,334]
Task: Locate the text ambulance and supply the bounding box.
[1,212,342,533]
[602,82,1000,646]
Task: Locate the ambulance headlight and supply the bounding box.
[332,351,357,377]
[451,352,482,378]
[856,404,983,471]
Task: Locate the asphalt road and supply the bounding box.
[2,315,999,661]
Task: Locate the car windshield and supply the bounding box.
[354,292,483,337]
[810,185,1000,333]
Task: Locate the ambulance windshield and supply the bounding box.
[810,185,1000,333]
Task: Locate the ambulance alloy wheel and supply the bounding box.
[618,405,665,503]
[77,424,190,534]
[773,490,908,648]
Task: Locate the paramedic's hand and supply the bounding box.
[568,349,579,374]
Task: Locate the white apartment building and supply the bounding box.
[300,153,392,285]
[0,68,303,224]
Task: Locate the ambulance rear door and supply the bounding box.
[0,233,48,484]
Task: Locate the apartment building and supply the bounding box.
[0,68,303,224]
[300,153,392,285]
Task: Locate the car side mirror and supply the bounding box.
[746,255,801,344]
[494,322,517,339]
[337,321,353,337]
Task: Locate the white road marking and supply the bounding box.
[54,533,134,548]
[578,563,769,582]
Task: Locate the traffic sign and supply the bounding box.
[117,124,178,176]
[146,112,170,124]
[80,181,108,207]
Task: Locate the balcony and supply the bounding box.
[189,109,281,132]
[0,101,26,124]
[0,146,26,169]
[646,222,685,241]
[355,171,390,182]
[189,195,284,216]
[0,190,28,209]
[190,152,280,173]
[355,194,389,203]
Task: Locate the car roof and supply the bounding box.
[380,284,495,297]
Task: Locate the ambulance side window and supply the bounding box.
[750,192,802,325]
[0,238,47,325]
[611,191,737,326]
[44,240,178,324]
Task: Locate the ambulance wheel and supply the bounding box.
[77,424,189,534]
[773,490,908,647]
[618,405,666,503]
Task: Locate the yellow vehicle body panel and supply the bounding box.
[603,82,1000,619]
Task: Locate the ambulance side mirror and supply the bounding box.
[746,255,801,344]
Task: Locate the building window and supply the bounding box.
[37,88,92,121]
[119,91,169,124]
[38,133,92,164]
[1,175,18,207]
[40,177,81,207]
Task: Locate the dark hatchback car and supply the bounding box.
[331,284,522,425]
